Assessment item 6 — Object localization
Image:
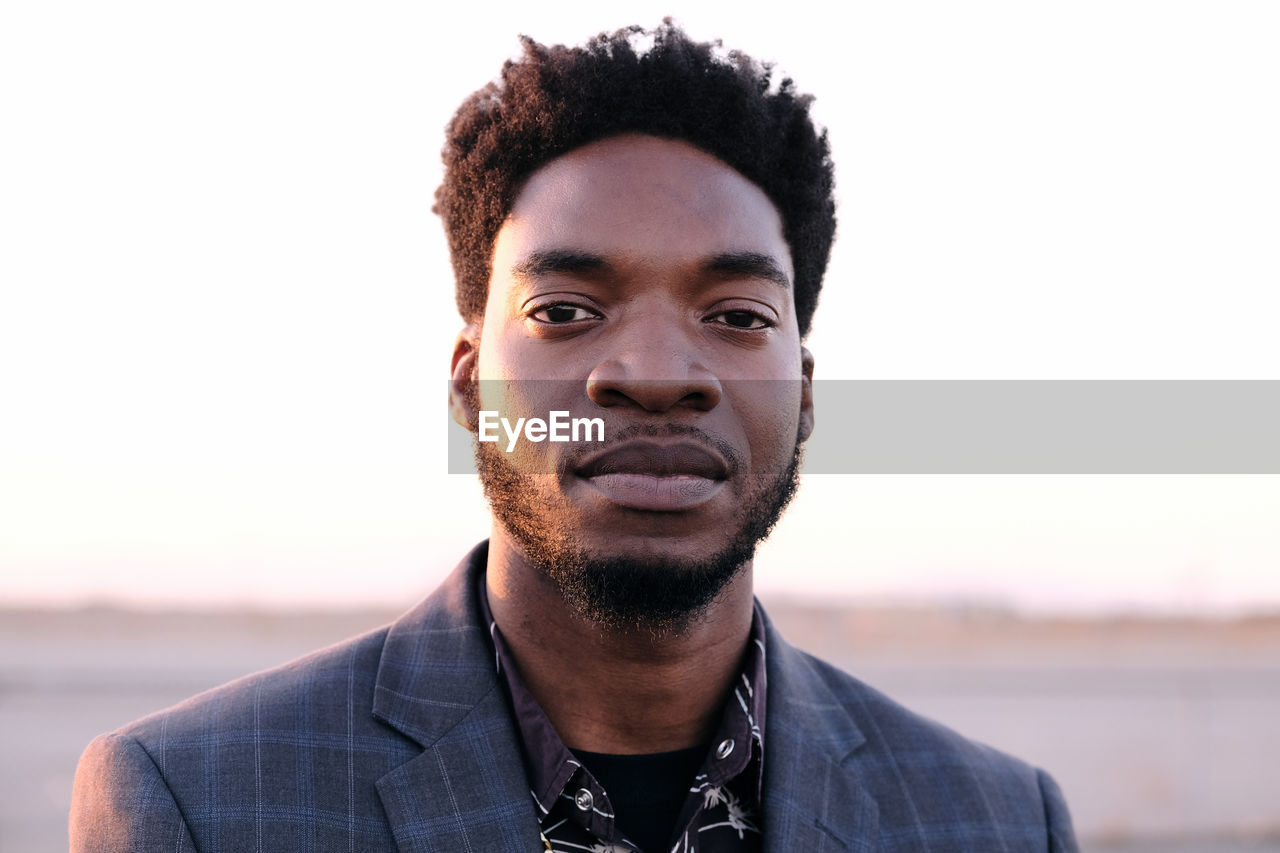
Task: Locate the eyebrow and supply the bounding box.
[701,252,792,289]
[508,248,791,289]
[510,250,610,282]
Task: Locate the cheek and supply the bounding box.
[735,382,804,461]
[473,377,590,474]
[475,330,517,383]
[473,333,552,414]
[473,377,516,425]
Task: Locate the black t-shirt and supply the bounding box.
[572,746,707,853]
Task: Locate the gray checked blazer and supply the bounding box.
[71,542,1078,852]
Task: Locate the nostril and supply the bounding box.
[584,378,630,408]
[586,372,722,413]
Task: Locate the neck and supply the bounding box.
[484,530,755,755]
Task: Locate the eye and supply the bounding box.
[529,303,600,324]
[706,309,773,330]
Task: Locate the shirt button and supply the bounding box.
[715,738,735,759]
[574,788,594,811]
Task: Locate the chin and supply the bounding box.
[525,539,755,633]
[571,529,732,565]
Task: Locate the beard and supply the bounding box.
[474,425,803,634]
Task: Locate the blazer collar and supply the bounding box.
[371,541,544,852]
[372,541,497,746]
[761,609,881,852]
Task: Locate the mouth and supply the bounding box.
[572,440,731,511]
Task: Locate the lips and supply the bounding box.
[573,440,731,511]
[574,441,730,479]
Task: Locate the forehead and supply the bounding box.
[492,134,792,281]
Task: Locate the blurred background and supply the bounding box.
[2,1,1277,850]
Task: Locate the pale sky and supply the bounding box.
[2,1,1278,613]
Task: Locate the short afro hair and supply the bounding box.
[435,21,836,338]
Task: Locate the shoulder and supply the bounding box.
[70,622,442,853]
[75,621,398,768]
[70,625,420,852]
[765,627,1078,850]
[118,623,393,746]
[787,643,1037,779]
[70,626,397,852]
[71,730,197,852]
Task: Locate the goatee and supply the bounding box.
[474,430,803,634]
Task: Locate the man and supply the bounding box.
[71,23,1077,852]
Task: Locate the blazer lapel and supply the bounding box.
[371,543,544,852]
[762,612,881,852]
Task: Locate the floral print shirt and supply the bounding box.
[479,582,767,853]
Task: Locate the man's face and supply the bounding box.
[455,134,814,629]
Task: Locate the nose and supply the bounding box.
[586,340,723,413]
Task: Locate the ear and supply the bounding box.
[798,345,815,444]
[449,324,480,431]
